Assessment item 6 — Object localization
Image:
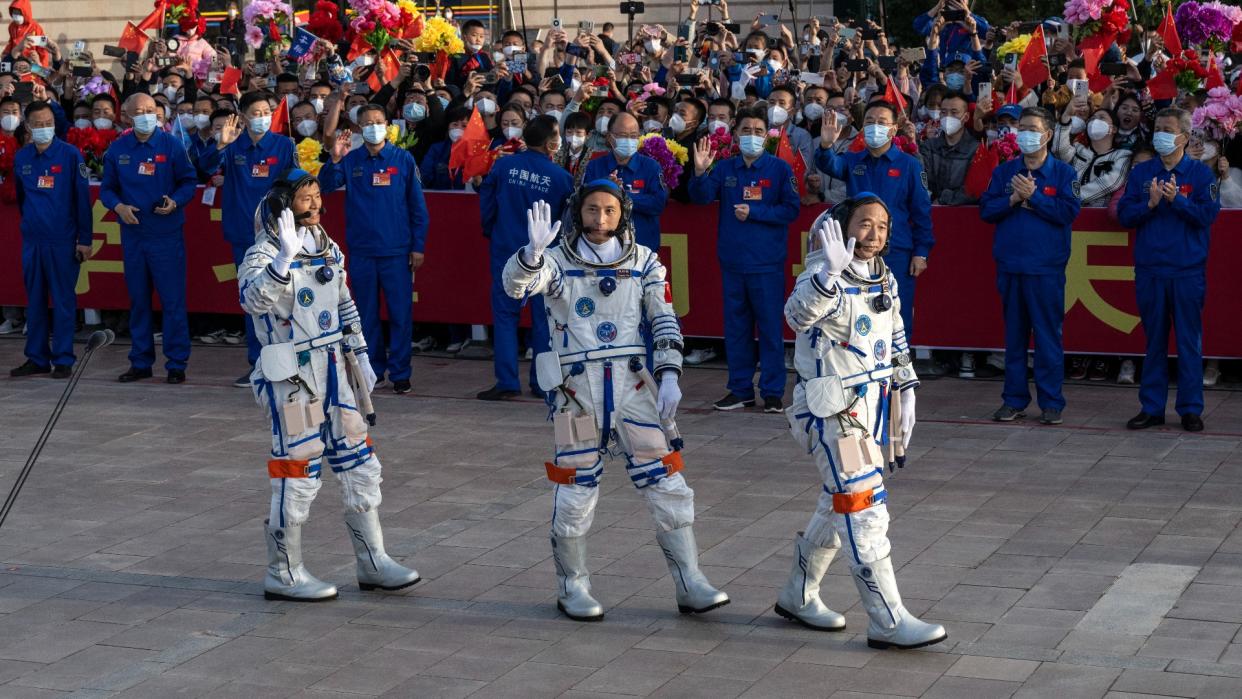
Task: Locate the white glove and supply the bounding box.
[357,351,377,394]
[272,208,300,277]
[814,216,855,287]
[657,372,681,421]
[522,199,561,266]
[899,388,916,449]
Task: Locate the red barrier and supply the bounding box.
[0,188,1236,357]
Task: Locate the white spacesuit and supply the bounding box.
[774,194,947,650]
[239,170,419,602]
[501,181,728,621]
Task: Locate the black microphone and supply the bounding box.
[86,329,115,352]
[294,210,316,221]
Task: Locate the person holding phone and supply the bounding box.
[914,0,990,58]
[99,93,198,384]
[8,100,92,380]
[4,0,50,68]
[448,20,493,88]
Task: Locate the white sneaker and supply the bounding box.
[0,319,17,334]
[446,339,471,354]
[986,352,1005,371]
[684,348,717,365]
[223,331,243,345]
[199,329,227,344]
[958,352,976,378]
[1204,362,1220,387]
[524,348,533,360]
[412,336,436,352]
[1117,359,1136,385]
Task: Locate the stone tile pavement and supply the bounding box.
[0,338,1240,698]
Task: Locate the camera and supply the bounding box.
[942,9,967,21]
[578,20,594,32]
[619,2,645,15]
[845,58,870,72]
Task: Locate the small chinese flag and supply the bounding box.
[882,75,907,116]
[1018,25,1050,94]
[1147,66,1178,100]
[347,33,373,62]
[271,96,290,135]
[135,0,167,32]
[1080,33,1112,93]
[430,49,452,82]
[367,47,402,93]
[775,130,806,197]
[964,141,1000,200]
[117,22,150,55]
[1160,4,1183,56]
[450,108,494,179]
[1206,55,1225,91]
[218,66,243,96]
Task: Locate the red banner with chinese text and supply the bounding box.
[0,190,1236,357]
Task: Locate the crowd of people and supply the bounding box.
[1,0,1237,431]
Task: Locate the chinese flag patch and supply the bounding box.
[154,154,167,163]
[1042,185,1057,196]
[664,282,673,304]
[1179,184,1193,196]
[887,168,901,177]
[50,165,61,173]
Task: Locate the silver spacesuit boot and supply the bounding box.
[264,520,337,602]
[344,510,420,591]
[656,525,730,614]
[774,532,846,631]
[551,535,604,621]
[852,556,947,649]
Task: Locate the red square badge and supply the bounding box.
[154,154,167,163]
[632,179,644,189]
[50,165,61,173]
[887,168,901,178]
[1042,185,1057,196]
[387,166,398,174]
[1179,184,1193,196]
[267,156,278,165]
[760,178,771,187]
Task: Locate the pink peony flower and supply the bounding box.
[244,25,265,48]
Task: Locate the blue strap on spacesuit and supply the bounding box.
[599,362,614,452]
[873,381,890,447]
[561,268,647,278]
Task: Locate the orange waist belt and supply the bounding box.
[268,459,319,479]
[832,489,881,514]
[545,451,684,485]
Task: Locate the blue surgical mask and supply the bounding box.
[739,134,765,157]
[863,124,890,149]
[361,123,387,145]
[1152,131,1179,156]
[945,72,966,91]
[132,113,158,135]
[403,102,427,122]
[1016,130,1045,154]
[613,137,638,158]
[437,96,450,110]
[249,115,271,135]
[30,126,54,145]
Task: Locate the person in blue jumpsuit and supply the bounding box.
[582,112,668,251]
[1118,108,1221,433]
[689,105,801,413]
[9,100,92,379]
[318,104,429,395]
[100,93,198,383]
[197,92,296,387]
[814,101,934,352]
[477,115,573,400]
[980,107,1081,425]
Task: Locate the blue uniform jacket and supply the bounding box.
[99,130,198,238]
[1117,154,1221,275]
[418,140,465,190]
[688,153,800,273]
[190,133,217,180]
[979,154,1082,275]
[13,139,92,247]
[582,151,668,250]
[318,142,429,256]
[478,150,574,265]
[913,13,991,55]
[197,130,296,245]
[815,145,935,258]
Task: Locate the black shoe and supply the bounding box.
[51,365,72,379]
[1126,412,1165,430]
[1181,414,1204,432]
[477,385,520,401]
[1067,357,1088,380]
[713,392,755,411]
[118,367,153,382]
[10,360,50,377]
[167,370,186,384]
[992,405,1024,422]
[529,386,547,400]
[1039,409,1063,425]
[392,379,411,394]
[763,396,784,413]
[232,370,253,388]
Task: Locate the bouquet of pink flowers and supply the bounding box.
[1064,0,1130,39]
[992,132,1020,162]
[1192,86,1242,141]
[1176,1,1240,52]
[705,125,737,164]
[348,0,403,53]
[243,0,293,52]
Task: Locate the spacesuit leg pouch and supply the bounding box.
[259,342,299,382]
[535,352,564,392]
[804,375,849,418]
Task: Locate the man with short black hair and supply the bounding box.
[1118,107,1221,432]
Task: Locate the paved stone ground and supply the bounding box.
[0,337,1241,698]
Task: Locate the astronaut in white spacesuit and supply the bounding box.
[239,169,419,602]
[502,180,728,621]
[774,193,947,650]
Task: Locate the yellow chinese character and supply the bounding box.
[1064,230,1139,334]
[660,233,689,317]
[75,201,124,295]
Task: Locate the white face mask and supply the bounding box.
[768,105,789,126]
[570,79,582,93]
[10,13,23,25]
[926,109,941,121]
[177,113,195,129]
[93,117,113,130]
[1200,143,1218,161]
[941,115,963,136]
[0,114,19,132]
[567,133,585,150]
[503,125,523,140]
[467,42,484,53]
[74,118,91,129]
[803,104,824,122]
[310,97,325,114]
[503,45,520,56]
[296,119,318,137]
[1087,118,1112,142]
[449,127,464,142]
[194,114,211,130]
[595,115,610,134]
[1069,116,1086,135]
[476,98,497,115]
[643,119,662,133]
[284,94,300,108]
[348,105,361,124]
[708,119,728,133]
[768,59,784,72]
[163,86,180,102]
[668,114,686,133]
[644,39,661,53]
[249,115,272,135]
[544,108,563,122]
[492,51,505,64]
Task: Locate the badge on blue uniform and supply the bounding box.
[575,297,595,317]
[596,322,618,343]
[297,288,315,307]
[853,165,866,176]
[79,163,91,180]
